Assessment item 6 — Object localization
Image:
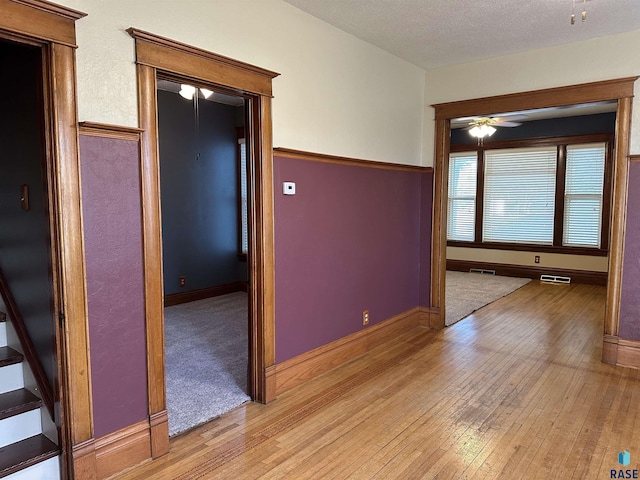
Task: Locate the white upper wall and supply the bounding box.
[423,30,640,167]
[55,0,426,166]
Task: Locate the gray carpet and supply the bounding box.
[165,292,251,436]
[446,271,531,326]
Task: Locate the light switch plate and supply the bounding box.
[283,182,296,195]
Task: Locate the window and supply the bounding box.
[563,144,605,248]
[238,138,248,256]
[447,153,477,241]
[483,147,557,245]
[447,138,609,252]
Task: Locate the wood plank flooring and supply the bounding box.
[117,281,640,479]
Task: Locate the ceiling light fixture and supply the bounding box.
[179,84,196,100]
[200,88,213,99]
[469,124,496,139]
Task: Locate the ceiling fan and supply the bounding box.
[466,114,527,139]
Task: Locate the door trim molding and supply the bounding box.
[0,1,91,478]
[431,77,638,361]
[128,28,279,458]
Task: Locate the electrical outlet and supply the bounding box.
[179,276,186,287]
[535,256,540,264]
[363,310,369,326]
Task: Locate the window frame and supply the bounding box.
[236,126,248,262]
[447,133,613,256]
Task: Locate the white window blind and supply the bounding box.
[447,153,477,241]
[239,139,248,254]
[483,147,557,244]
[563,143,605,248]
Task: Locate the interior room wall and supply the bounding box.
[158,90,247,295]
[0,40,56,391]
[79,133,148,438]
[55,0,425,166]
[273,155,432,362]
[449,113,616,145]
[424,29,640,166]
[620,161,640,341]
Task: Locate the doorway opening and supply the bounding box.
[156,78,251,436]
[0,37,64,477]
[444,102,616,327]
[431,78,635,364]
[130,28,279,455]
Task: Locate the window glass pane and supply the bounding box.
[563,143,605,248]
[483,147,557,244]
[447,153,477,241]
[239,139,248,254]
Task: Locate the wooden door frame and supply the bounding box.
[431,77,637,364]
[127,28,279,457]
[0,0,92,477]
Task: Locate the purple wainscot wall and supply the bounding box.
[274,154,432,363]
[619,161,640,341]
[80,134,148,437]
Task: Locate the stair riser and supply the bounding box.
[0,409,41,448]
[0,364,24,394]
[0,323,6,348]
[4,455,59,480]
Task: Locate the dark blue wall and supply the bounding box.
[158,90,247,294]
[0,40,56,389]
[451,112,616,145]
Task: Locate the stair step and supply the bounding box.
[0,365,23,395]
[0,408,40,448]
[0,348,22,368]
[0,435,58,479]
[0,390,41,421]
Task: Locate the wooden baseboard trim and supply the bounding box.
[164,281,247,307]
[274,307,422,396]
[264,365,277,403]
[617,338,640,369]
[602,334,619,365]
[601,335,640,369]
[149,410,169,458]
[94,419,151,479]
[72,439,97,480]
[446,259,607,286]
[416,306,442,330]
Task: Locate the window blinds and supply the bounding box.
[563,143,605,248]
[239,139,248,254]
[483,147,557,245]
[447,153,477,241]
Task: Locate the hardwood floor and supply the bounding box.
[117,281,640,479]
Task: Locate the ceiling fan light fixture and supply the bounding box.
[469,124,496,138]
[179,84,196,100]
[200,88,213,99]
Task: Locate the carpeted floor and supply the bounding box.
[445,271,531,326]
[164,292,251,436]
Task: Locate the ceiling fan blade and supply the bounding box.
[494,114,528,122]
[496,121,522,127]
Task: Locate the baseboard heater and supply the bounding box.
[469,268,496,275]
[540,274,571,284]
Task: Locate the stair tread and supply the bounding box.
[0,435,58,478]
[0,389,41,421]
[0,347,22,368]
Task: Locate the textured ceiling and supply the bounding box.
[283,0,640,69]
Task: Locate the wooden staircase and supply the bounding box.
[0,312,60,479]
